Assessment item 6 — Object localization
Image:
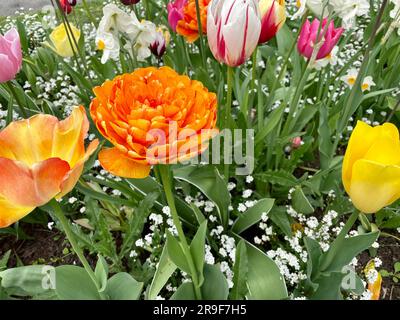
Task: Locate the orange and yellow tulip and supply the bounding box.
[90,66,218,179]
[0,106,99,228]
[342,121,400,214]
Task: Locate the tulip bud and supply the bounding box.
[120,0,141,5]
[0,28,23,83]
[207,0,261,67]
[150,27,170,58]
[292,137,303,149]
[258,0,286,44]
[297,18,344,60]
[60,0,72,14]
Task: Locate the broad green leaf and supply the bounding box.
[310,272,344,300]
[106,272,143,300]
[147,245,177,300]
[321,232,380,273]
[55,266,101,300]
[291,186,314,215]
[229,240,248,300]
[170,282,196,300]
[245,242,288,300]
[95,255,109,293]
[174,165,230,226]
[166,232,191,275]
[201,264,229,300]
[190,221,207,285]
[0,265,55,297]
[232,198,275,234]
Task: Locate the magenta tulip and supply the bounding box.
[0,28,22,83]
[297,18,344,60]
[167,0,187,32]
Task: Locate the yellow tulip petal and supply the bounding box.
[0,196,34,228]
[349,159,400,213]
[59,139,99,198]
[52,106,90,167]
[98,147,151,179]
[342,121,400,193]
[0,114,59,165]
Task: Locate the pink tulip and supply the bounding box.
[297,18,344,60]
[167,0,187,32]
[0,28,22,83]
[207,0,261,67]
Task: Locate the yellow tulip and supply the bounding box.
[49,23,81,58]
[342,121,400,214]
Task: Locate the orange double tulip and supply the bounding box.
[0,107,98,228]
[90,66,218,179]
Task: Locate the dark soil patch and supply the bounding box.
[0,223,94,268]
[359,237,400,300]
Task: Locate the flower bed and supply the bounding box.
[0,0,399,301]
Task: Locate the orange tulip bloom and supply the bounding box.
[0,106,99,228]
[90,66,218,179]
[175,0,210,43]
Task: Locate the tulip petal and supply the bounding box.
[99,147,151,179]
[52,106,90,167]
[342,121,399,192]
[0,196,34,228]
[59,139,99,197]
[0,54,16,83]
[0,113,58,165]
[349,159,400,213]
[0,157,70,208]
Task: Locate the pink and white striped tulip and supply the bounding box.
[207,0,261,67]
[0,28,22,83]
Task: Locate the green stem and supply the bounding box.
[143,0,151,20]
[224,66,234,183]
[194,0,207,69]
[5,81,28,118]
[243,48,258,125]
[49,199,105,299]
[157,165,202,300]
[225,66,234,129]
[81,0,97,26]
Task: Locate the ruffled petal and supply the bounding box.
[98,147,151,179]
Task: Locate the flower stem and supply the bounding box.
[81,0,97,26]
[224,66,234,183]
[157,165,203,300]
[49,199,105,299]
[194,0,207,69]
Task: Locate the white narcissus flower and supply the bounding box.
[207,0,261,67]
[341,69,376,92]
[292,0,370,29]
[125,20,158,62]
[361,76,376,92]
[96,3,159,63]
[96,32,120,64]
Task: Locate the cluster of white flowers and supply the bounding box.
[95,4,161,63]
[292,0,370,29]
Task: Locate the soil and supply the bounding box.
[0,223,83,268]
[359,237,400,300]
[1,222,399,300]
